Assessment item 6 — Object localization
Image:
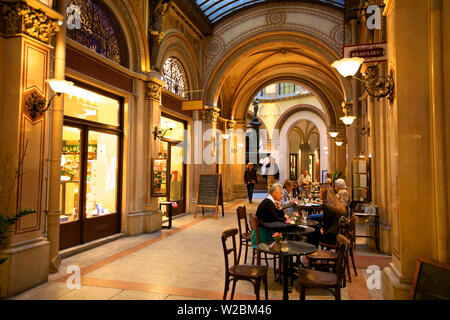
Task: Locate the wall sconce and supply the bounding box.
[335,140,346,147]
[339,102,356,126]
[25,79,74,119]
[222,133,230,140]
[232,143,244,154]
[153,122,176,140]
[332,58,394,103]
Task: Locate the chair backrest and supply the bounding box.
[249,214,262,265]
[338,216,351,238]
[221,229,239,272]
[236,206,249,237]
[348,215,357,245]
[335,234,350,285]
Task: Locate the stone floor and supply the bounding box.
[10,194,391,300]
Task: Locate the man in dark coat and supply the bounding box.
[244,163,258,203]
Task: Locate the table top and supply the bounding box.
[258,241,317,256]
[262,222,315,235]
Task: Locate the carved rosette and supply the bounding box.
[202,107,220,122]
[145,81,162,101]
[0,1,60,44]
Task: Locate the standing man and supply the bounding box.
[244,163,257,203]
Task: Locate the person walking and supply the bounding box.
[244,163,257,203]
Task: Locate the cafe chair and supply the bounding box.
[221,228,268,300]
[249,214,280,280]
[316,216,353,284]
[297,234,350,300]
[236,206,252,264]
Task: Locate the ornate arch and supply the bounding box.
[158,32,201,98]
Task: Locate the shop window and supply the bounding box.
[162,57,188,99]
[67,0,129,67]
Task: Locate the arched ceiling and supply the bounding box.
[195,0,345,23]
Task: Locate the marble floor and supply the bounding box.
[10,194,391,300]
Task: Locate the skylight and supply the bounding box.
[195,0,345,23]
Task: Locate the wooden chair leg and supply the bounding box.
[244,241,249,264]
[350,247,358,276]
[254,279,260,300]
[346,251,352,282]
[263,275,268,300]
[230,279,237,300]
[299,285,306,300]
[252,249,255,265]
[223,277,229,300]
[336,286,341,300]
[264,252,269,266]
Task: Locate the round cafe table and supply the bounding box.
[258,241,317,300]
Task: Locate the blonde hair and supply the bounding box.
[321,185,347,214]
[283,179,293,189]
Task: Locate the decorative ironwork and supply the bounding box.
[162,57,188,99]
[67,0,129,67]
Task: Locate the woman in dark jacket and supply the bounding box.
[307,185,347,246]
[320,185,347,245]
[244,163,258,203]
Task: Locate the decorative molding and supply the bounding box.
[0,1,60,44]
[145,80,162,101]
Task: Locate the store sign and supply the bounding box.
[343,43,388,63]
[182,100,204,111]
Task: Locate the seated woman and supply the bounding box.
[307,185,347,246]
[334,178,350,208]
[320,185,348,245]
[281,179,298,217]
[251,183,287,248]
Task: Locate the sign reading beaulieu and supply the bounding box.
[343,43,388,63]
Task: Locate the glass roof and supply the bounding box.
[195,0,345,23]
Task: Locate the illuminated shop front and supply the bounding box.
[59,82,122,249]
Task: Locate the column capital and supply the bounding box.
[145,80,163,102]
[202,106,220,122]
[0,1,63,45]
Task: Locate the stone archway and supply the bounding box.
[278,110,329,183]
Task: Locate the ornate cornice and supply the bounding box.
[0,1,60,44]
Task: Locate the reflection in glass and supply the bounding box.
[85,131,118,218]
[60,126,81,224]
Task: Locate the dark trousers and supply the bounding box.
[246,183,255,202]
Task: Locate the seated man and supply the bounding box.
[251,183,287,248]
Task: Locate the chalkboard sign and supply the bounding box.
[194,174,224,219]
[410,258,450,300]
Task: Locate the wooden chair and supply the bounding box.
[310,216,352,284]
[347,215,358,277]
[236,206,252,264]
[249,214,279,279]
[221,228,268,300]
[298,234,350,300]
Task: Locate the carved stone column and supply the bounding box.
[231,121,247,199]
[222,120,235,202]
[0,0,62,298]
[201,107,220,175]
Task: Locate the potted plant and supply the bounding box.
[271,232,283,252]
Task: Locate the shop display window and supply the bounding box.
[60,127,82,224]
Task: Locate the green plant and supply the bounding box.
[332,170,343,183]
[0,141,36,266]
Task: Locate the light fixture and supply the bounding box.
[222,133,230,140]
[339,102,356,126]
[328,131,339,138]
[335,141,344,147]
[25,79,74,119]
[331,57,365,78]
[153,122,176,140]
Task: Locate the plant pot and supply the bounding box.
[272,241,282,252]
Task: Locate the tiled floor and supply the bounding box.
[10,194,391,300]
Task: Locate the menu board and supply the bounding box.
[194,174,224,219]
[410,258,450,300]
